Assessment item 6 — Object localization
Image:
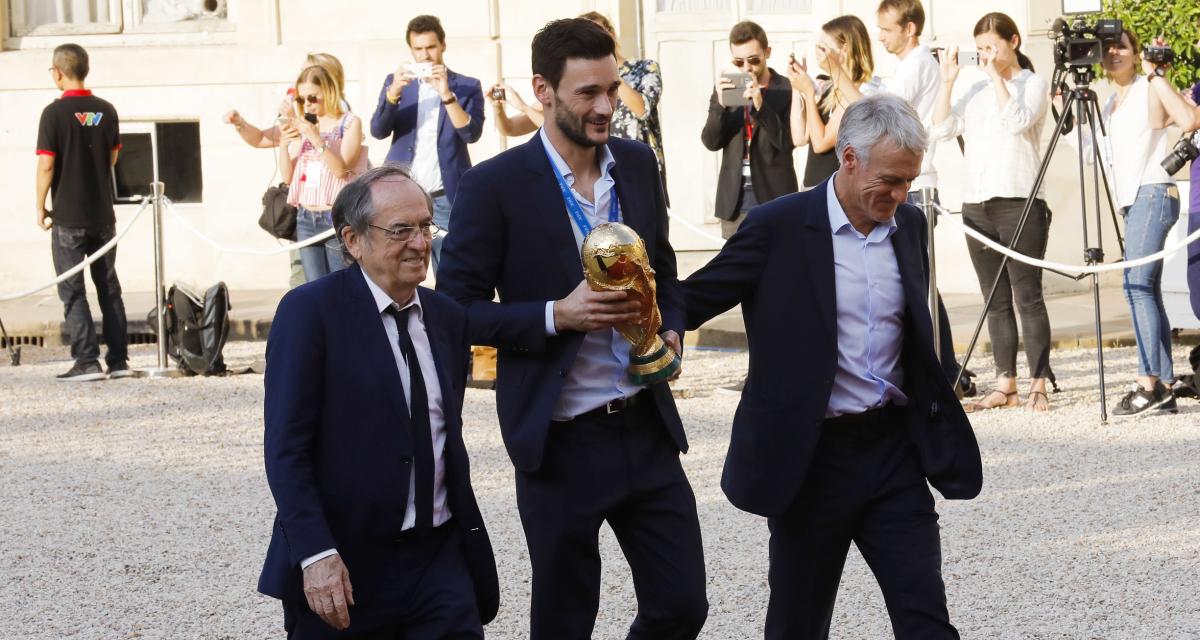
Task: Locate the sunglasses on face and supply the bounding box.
[732,56,763,67]
[295,94,321,104]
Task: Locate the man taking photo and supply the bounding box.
[370,14,484,271]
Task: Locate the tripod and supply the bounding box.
[955,65,1124,422]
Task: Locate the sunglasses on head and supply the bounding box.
[295,94,321,104]
[732,56,763,67]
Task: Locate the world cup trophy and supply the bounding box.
[581,222,682,385]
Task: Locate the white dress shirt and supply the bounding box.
[411,80,444,193]
[878,44,941,190]
[300,269,451,570]
[929,68,1049,203]
[538,128,645,420]
[825,175,908,418]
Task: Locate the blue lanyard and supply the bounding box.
[545,148,619,237]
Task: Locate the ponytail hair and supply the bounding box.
[974,12,1034,73]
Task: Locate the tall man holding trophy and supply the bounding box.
[438,17,709,640]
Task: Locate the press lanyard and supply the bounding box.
[545,148,619,237]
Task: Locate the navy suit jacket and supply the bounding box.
[437,135,687,473]
[259,264,499,624]
[369,69,484,204]
[683,179,983,517]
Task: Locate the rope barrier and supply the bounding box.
[162,197,336,255]
[666,210,727,247]
[933,203,1200,275]
[0,198,152,302]
[5,194,1196,304]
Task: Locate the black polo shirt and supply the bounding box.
[36,89,121,228]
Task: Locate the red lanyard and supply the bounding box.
[743,106,754,160]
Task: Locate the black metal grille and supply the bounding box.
[1,335,44,348]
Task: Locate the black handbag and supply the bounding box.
[259,183,297,240]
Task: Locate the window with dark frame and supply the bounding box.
[113,121,203,204]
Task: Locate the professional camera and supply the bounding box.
[1050,14,1123,69]
[1143,45,1177,66]
[1161,131,1200,175]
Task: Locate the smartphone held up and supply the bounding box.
[720,72,752,107]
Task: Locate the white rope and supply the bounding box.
[933,203,1200,275]
[0,199,152,302]
[162,196,336,256]
[666,210,727,247]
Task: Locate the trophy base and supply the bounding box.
[628,336,681,386]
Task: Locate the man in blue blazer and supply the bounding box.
[260,165,499,639]
[684,95,982,640]
[438,18,708,640]
[369,14,484,270]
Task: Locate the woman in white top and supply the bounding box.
[932,12,1053,412]
[1090,30,1198,416]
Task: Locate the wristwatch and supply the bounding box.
[442,94,457,105]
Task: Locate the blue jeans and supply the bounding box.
[51,225,127,367]
[430,194,451,274]
[296,207,346,282]
[1122,183,1179,381]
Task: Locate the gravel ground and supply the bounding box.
[1,341,1198,639]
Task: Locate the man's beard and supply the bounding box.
[553,99,608,148]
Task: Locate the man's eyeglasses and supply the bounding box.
[295,94,322,104]
[367,222,440,243]
[731,56,763,68]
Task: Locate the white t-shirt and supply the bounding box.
[1098,75,1174,210]
[411,80,444,193]
[878,44,941,190]
[930,68,1049,203]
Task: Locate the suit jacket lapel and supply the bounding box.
[802,182,837,341]
[417,288,459,422]
[522,137,586,286]
[892,210,938,360]
[345,263,411,423]
[609,155,653,250]
[436,71,455,139]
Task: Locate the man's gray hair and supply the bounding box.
[835,93,928,167]
[332,163,433,262]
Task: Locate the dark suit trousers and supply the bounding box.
[515,399,709,640]
[765,413,959,640]
[283,525,482,640]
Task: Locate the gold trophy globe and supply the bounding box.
[581,222,681,385]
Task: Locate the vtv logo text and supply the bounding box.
[74,112,103,126]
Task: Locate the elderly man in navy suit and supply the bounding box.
[684,94,982,640]
[260,165,499,639]
[438,18,708,640]
[369,14,484,271]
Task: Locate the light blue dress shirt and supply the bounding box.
[539,129,645,420]
[825,175,909,418]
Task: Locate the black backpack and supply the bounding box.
[149,282,231,375]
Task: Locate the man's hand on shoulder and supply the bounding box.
[661,329,683,381]
[553,280,642,333]
[303,553,355,631]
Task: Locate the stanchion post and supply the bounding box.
[920,187,941,363]
[139,182,182,378]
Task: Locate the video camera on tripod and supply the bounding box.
[1049,12,1121,72]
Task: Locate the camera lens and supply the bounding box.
[1161,135,1200,175]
